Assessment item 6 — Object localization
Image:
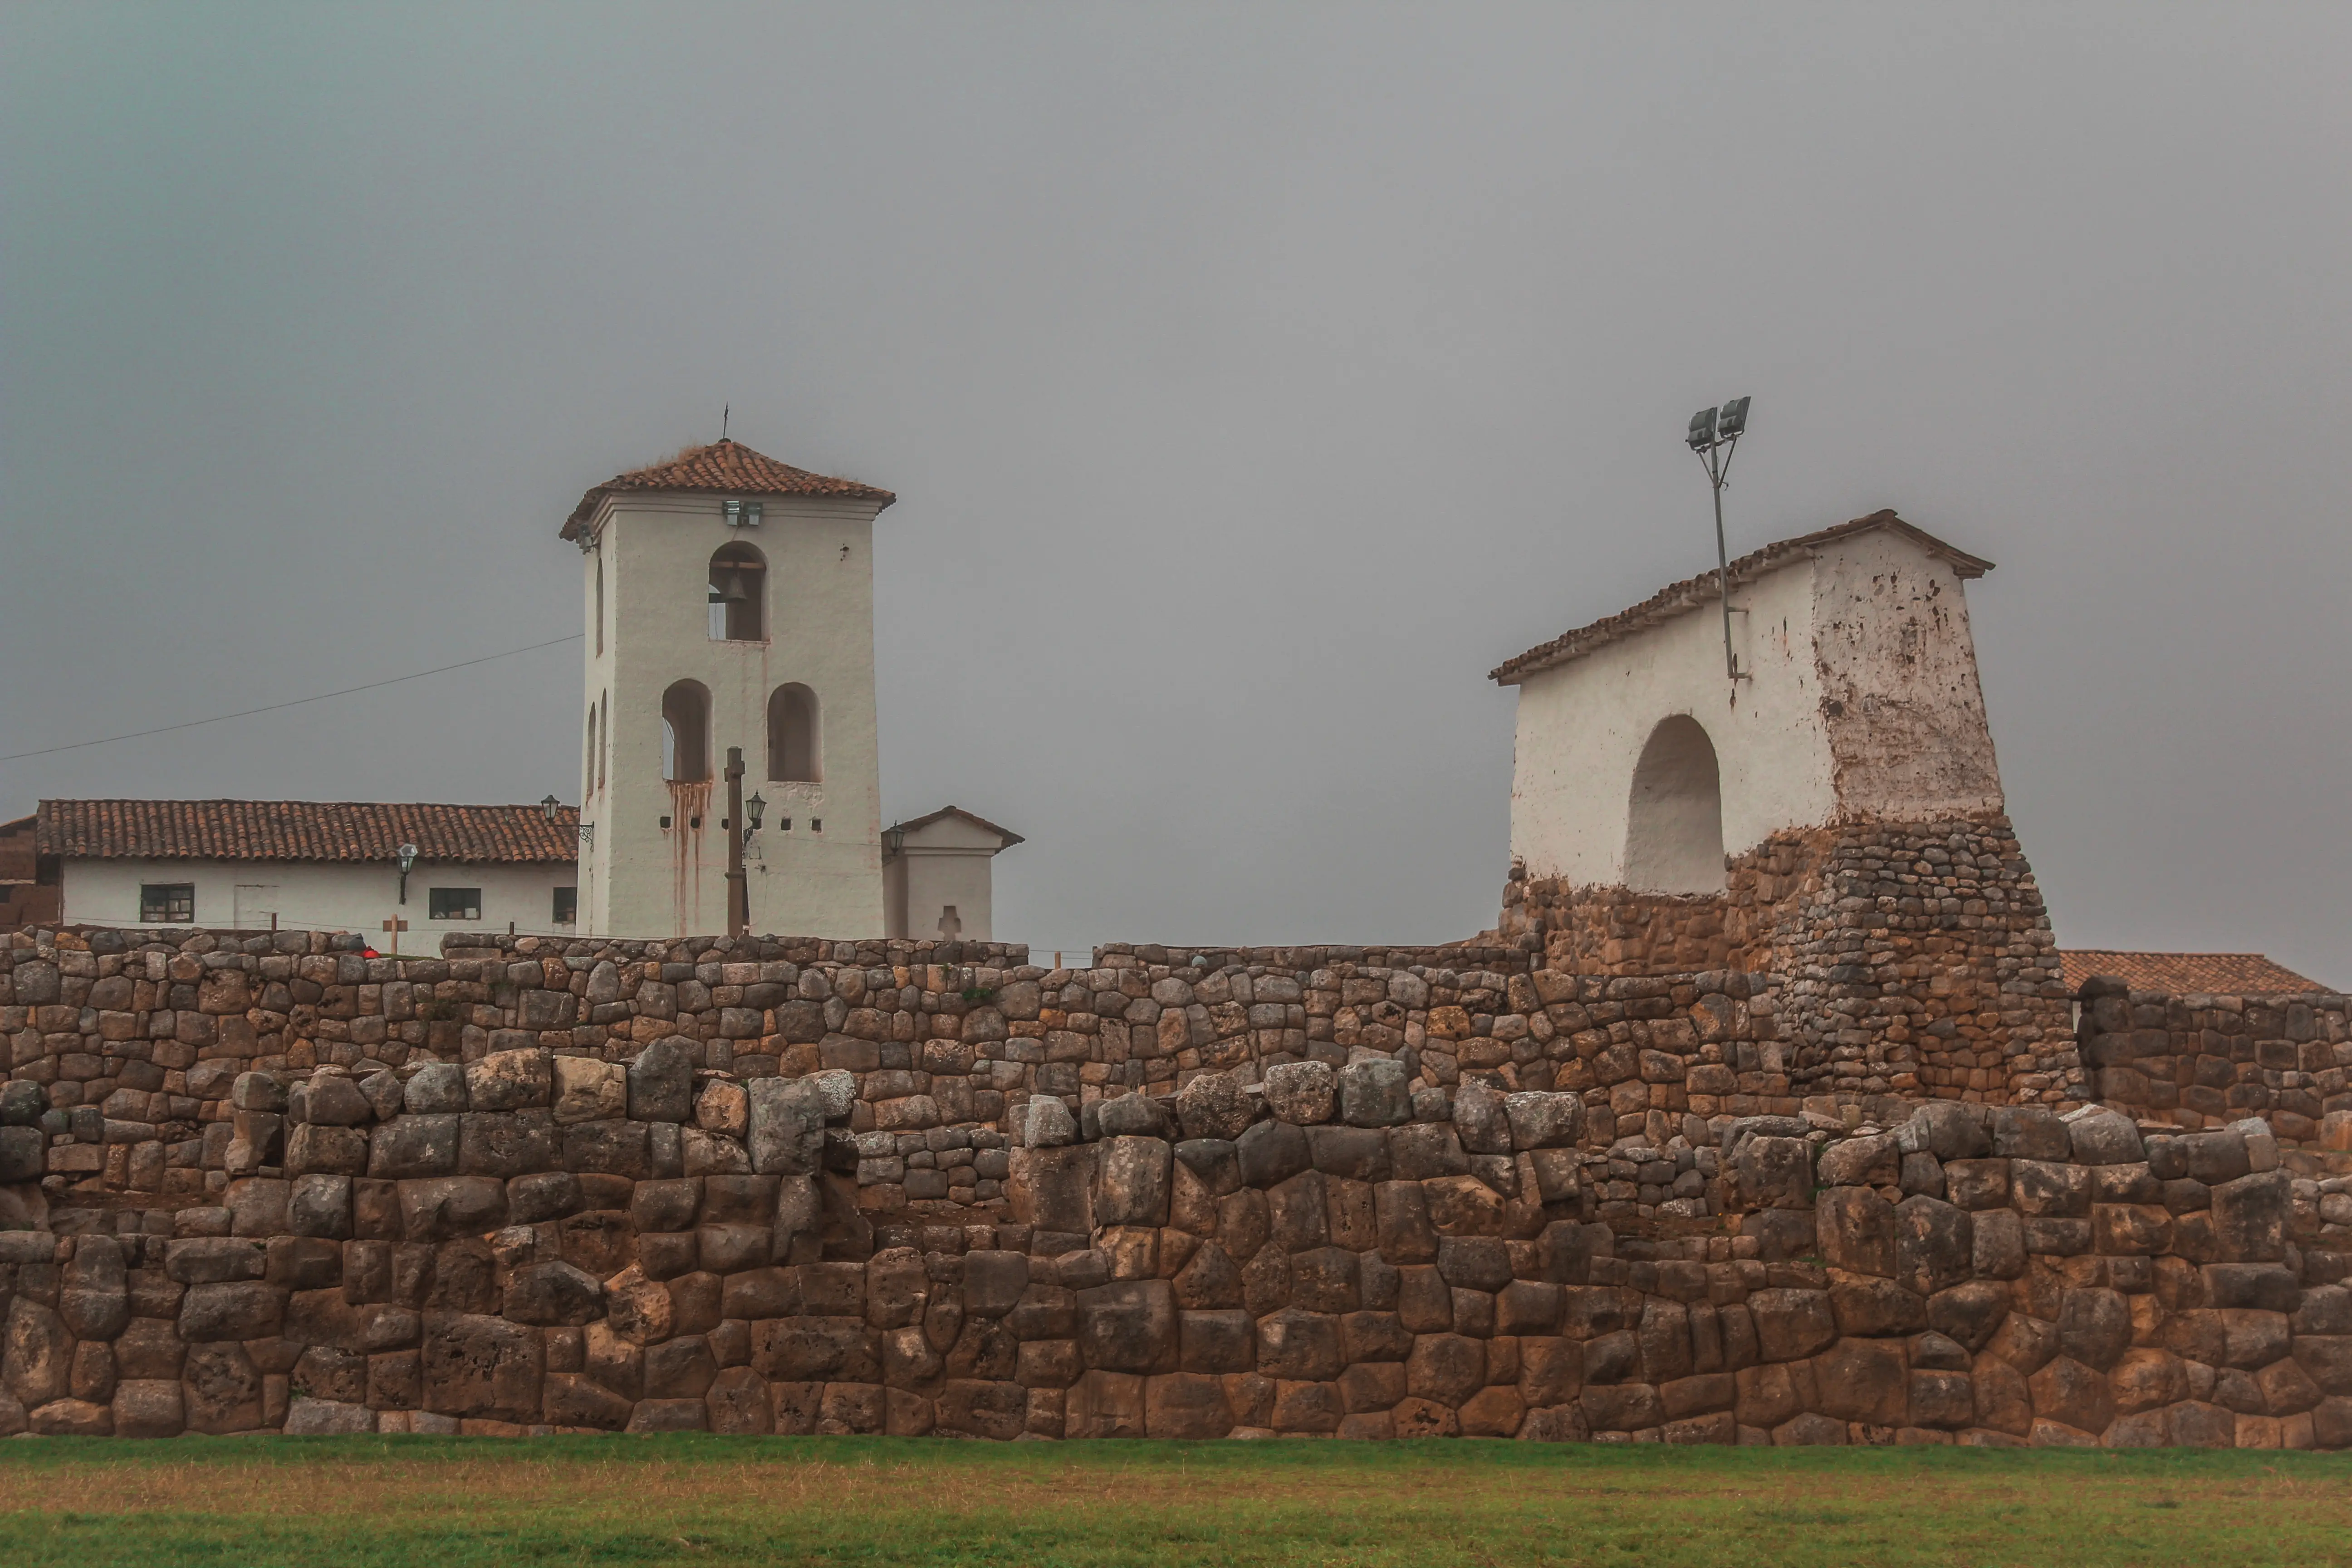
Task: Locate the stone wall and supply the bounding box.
[2075,977,2352,1144]
[1504,814,2081,1109]
[8,923,2350,1446]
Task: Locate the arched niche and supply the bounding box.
[708,542,767,642]
[1623,714,1726,894]
[662,679,711,783]
[768,683,820,782]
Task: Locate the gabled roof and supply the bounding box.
[38,800,580,864]
[882,806,1024,850]
[561,438,896,539]
[1490,510,1995,685]
[2062,950,2330,996]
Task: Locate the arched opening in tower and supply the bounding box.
[1623,714,1726,894]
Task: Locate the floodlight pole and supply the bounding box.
[1687,401,1749,684]
[1705,439,1738,681]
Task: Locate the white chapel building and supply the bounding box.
[1490,510,2007,892]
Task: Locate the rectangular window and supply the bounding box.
[140,883,195,923]
[553,886,578,925]
[428,887,482,921]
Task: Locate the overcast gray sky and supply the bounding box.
[3,4,2348,977]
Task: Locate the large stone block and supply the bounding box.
[1095,1137,1173,1228]
[397,1176,509,1242]
[421,1311,543,1422]
[1817,1187,1898,1277]
[1075,1280,1177,1375]
[628,1039,696,1123]
[746,1078,827,1175]
[465,1049,551,1112]
[179,1282,284,1342]
[4,1298,71,1408]
[1176,1072,1254,1142]
[1338,1059,1411,1128]
[1263,1061,1336,1126]
[1813,1338,1908,1426]
[458,1111,559,1178]
[368,1115,460,1179]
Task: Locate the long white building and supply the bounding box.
[10,799,578,948]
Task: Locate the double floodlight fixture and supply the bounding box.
[1686,396,1754,684]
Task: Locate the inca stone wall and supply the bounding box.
[2075,976,2352,1145]
[5,923,2349,1445]
[1504,813,2081,1108]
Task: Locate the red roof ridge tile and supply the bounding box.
[561,438,895,539]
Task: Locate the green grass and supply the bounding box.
[3,1436,2349,1566]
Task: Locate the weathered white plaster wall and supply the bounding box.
[1507,559,1831,886]
[576,491,886,941]
[1810,528,2005,819]
[1504,525,2003,887]
[62,858,577,943]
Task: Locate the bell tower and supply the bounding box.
[562,439,895,939]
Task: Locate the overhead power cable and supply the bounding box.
[0,634,583,762]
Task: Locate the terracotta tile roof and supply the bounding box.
[882,805,1024,848]
[561,439,895,539]
[37,800,580,865]
[2062,950,2331,996]
[1490,510,1996,685]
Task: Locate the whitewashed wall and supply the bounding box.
[62,858,578,944]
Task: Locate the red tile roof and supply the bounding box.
[562,439,895,539]
[37,800,579,865]
[1490,510,1995,685]
[2062,950,2331,995]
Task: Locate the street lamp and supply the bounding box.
[396,843,419,905]
[540,795,560,821]
[1687,396,1752,683]
[745,793,765,835]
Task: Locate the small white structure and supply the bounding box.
[564,440,895,939]
[882,807,1023,942]
[25,800,578,946]
[1490,512,2005,891]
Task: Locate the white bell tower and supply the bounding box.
[563,439,894,939]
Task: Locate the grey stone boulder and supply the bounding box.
[1176,1071,1254,1142]
[1096,1093,1173,1139]
[1503,1091,1584,1150]
[2063,1105,2144,1166]
[627,1039,696,1123]
[404,1063,468,1115]
[746,1077,828,1175]
[1017,1096,1077,1149]
[1452,1082,1513,1156]
[1262,1062,1336,1126]
[504,1261,606,1326]
[1338,1059,1411,1128]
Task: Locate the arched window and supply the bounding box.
[1623,715,1726,894]
[594,556,604,655]
[585,704,599,796]
[662,679,711,783]
[708,542,766,642]
[768,683,820,782]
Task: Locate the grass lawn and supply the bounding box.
[3,1436,2349,1567]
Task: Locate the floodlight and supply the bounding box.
[1686,407,1718,450]
[1716,397,1750,439]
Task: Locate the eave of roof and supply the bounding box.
[36,800,581,865]
[561,438,896,540]
[1489,510,1995,686]
[882,805,1024,848]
